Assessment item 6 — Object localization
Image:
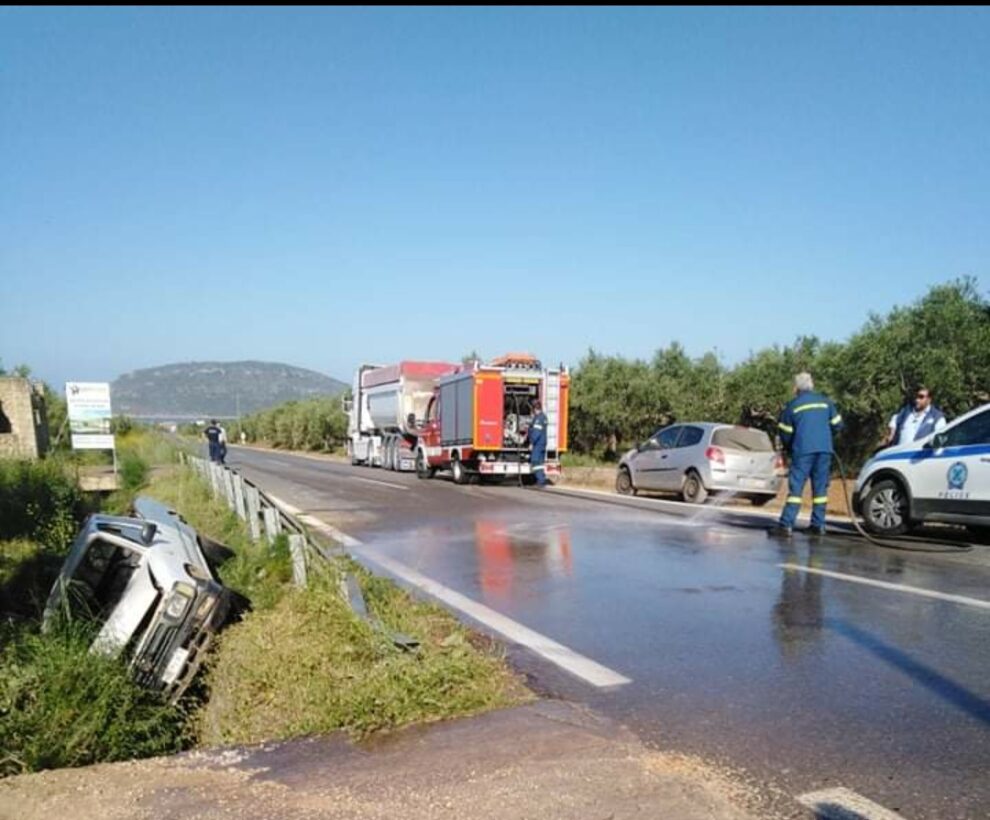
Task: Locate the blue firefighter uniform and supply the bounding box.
[777,391,843,531]
[528,411,549,487]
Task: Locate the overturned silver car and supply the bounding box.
[43,497,236,701]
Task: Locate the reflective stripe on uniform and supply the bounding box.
[786,496,802,505]
[812,496,828,504]
[533,464,546,472]
[778,423,794,433]
[794,403,829,413]
[830,415,842,426]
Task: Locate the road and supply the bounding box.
[227,445,990,819]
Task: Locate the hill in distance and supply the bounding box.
[112,361,348,419]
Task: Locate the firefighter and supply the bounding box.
[771,373,843,537]
[526,400,549,487]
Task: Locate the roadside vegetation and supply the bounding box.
[0,428,526,777]
[569,279,990,467]
[236,396,349,453]
[226,280,989,473]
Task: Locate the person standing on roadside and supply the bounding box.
[526,400,549,487]
[771,373,843,538]
[204,419,223,463]
[883,385,946,447]
[217,423,228,465]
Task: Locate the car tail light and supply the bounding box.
[705,446,725,465]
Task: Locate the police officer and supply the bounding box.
[526,400,549,487]
[204,419,223,463]
[771,373,843,537]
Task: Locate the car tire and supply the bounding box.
[451,456,469,485]
[682,470,709,505]
[861,478,911,536]
[416,451,435,480]
[616,467,636,496]
[750,494,773,507]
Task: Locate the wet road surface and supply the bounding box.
[227,446,990,819]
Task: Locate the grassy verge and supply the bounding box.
[0,455,182,778]
[1,430,529,776]
[141,464,529,746]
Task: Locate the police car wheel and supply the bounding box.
[682,471,708,504]
[862,478,910,536]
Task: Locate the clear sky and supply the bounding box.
[2,8,987,387]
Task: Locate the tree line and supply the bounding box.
[232,279,988,467]
[569,279,990,467]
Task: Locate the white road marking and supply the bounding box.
[357,544,631,689]
[268,494,630,686]
[779,563,990,611]
[346,475,409,491]
[798,787,905,819]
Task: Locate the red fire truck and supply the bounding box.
[345,354,569,484]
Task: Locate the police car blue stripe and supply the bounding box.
[871,443,990,463]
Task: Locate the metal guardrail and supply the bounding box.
[181,453,416,649]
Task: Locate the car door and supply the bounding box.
[907,407,990,521]
[645,426,685,491]
[664,425,705,489]
[630,426,678,490]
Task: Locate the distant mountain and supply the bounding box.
[112,361,347,419]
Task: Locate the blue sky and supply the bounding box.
[2,8,987,387]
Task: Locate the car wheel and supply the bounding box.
[416,451,435,480]
[616,467,635,496]
[681,470,709,504]
[750,494,773,507]
[451,456,469,485]
[861,478,910,536]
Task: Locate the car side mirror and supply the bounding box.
[929,433,947,450]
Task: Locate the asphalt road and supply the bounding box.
[226,445,990,819]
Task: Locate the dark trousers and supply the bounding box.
[779,452,831,529]
[208,440,221,462]
[531,442,547,486]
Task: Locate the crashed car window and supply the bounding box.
[712,427,773,452]
[67,538,143,624]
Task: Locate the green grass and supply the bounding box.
[0,620,185,777]
[195,570,529,746]
[561,452,613,468]
[141,464,530,747]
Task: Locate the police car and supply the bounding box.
[855,403,990,536]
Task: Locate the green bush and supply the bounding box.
[0,460,84,551]
[118,452,149,492]
[0,621,185,776]
[242,397,348,452]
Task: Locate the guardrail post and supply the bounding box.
[245,485,262,542]
[209,463,220,496]
[263,506,281,545]
[222,470,236,510]
[232,474,247,520]
[288,534,307,587]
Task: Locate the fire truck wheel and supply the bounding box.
[451,456,469,485]
[416,451,436,480]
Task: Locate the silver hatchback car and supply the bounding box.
[616,422,784,505]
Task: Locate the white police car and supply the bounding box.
[855,403,990,536]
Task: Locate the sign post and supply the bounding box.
[65,382,116,478]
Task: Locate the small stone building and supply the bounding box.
[0,377,50,460]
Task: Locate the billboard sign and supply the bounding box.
[66,382,115,450]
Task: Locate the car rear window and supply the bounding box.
[712,427,773,452]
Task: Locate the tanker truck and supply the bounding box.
[345,354,569,484]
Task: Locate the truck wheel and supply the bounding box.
[451,456,469,485]
[384,438,394,471]
[862,478,910,536]
[681,470,709,504]
[416,451,435,480]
